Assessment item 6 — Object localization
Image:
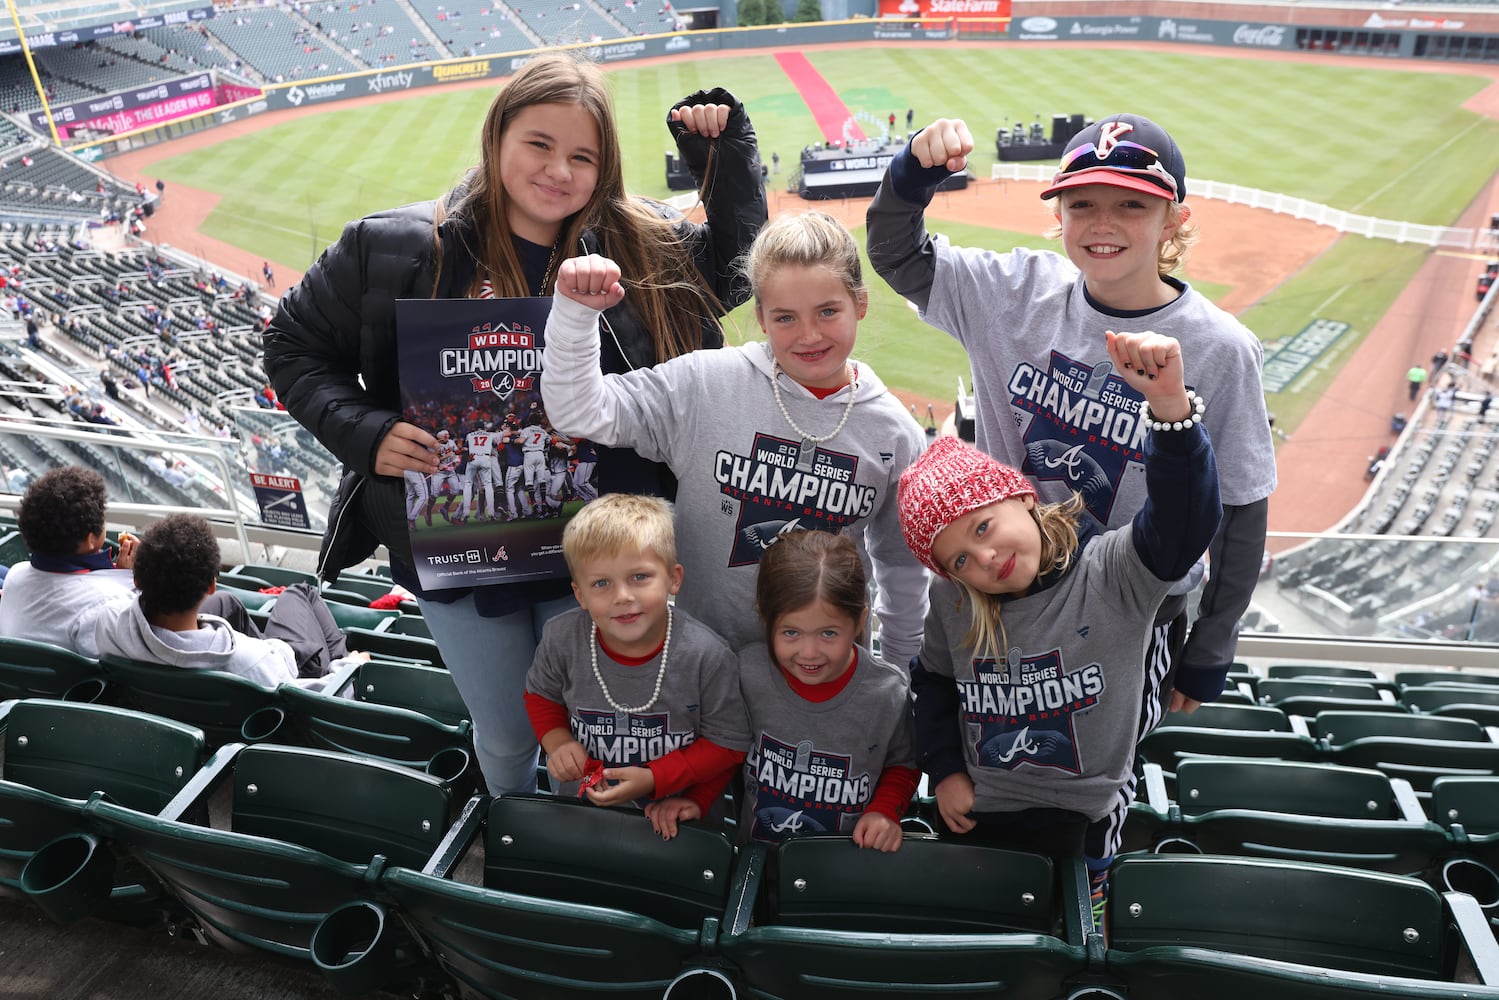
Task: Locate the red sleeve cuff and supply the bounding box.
[523,691,570,743]
[866,765,920,821]
[647,738,746,797]
[681,764,739,815]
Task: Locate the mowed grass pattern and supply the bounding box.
[152,47,1499,411]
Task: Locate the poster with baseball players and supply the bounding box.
[395,297,599,591]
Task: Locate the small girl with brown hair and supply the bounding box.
[897,331,1221,861]
[731,529,917,850]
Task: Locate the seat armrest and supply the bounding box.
[1446,890,1499,985]
[421,794,488,877]
[155,742,246,820]
[1390,778,1427,823]
[722,841,768,938]
[1141,762,1170,812]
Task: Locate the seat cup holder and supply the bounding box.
[664,967,736,1000]
[311,899,397,996]
[20,833,115,924]
[1441,857,1499,909]
[1152,837,1204,855]
[62,677,108,703]
[241,705,286,743]
[425,746,472,786]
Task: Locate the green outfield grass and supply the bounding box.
[149,47,1499,423]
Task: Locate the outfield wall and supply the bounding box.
[69,9,1499,159]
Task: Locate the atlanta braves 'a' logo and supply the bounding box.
[1012,350,1148,528]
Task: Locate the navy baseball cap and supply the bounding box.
[1040,114,1187,203]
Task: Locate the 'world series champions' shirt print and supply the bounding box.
[395,297,597,591]
[959,647,1102,774]
[747,733,871,838]
[716,432,874,566]
[1012,349,1150,528]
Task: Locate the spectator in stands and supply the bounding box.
[1433,380,1457,428]
[24,315,38,349]
[868,113,1273,928]
[264,53,767,797]
[95,513,367,689]
[0,467,242,657]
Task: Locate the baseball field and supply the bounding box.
[133,44,1499,431]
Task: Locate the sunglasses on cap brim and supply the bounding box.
[1055,139,1178,196]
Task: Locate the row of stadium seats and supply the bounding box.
[0,635,471,783]
[3,693,1497,999]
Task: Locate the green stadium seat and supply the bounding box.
[1403,685,1499,729]
[322,601,399,633]
[330,794,735,998]
[1315,712,1499,796]
[1396,671,1499,694]
[381,614,433,639]
[99,654,289,749]
[1268,664,1384,681]
[341,626,443,668]
[1258,678,1404,718]
[331,659,470,728]
[0,698,205,903]
[0,637,106,702]
[24,743,451,962]
[0,528,28,567]
[213,584,281,611]
[1127,758,1448,876]
[277,682,474,795]
[229,563,320,588]
[718,836,1091,999]
[216,570,275,592]
[327,575,396,602]
[1105,854,1499,998]
[1139,703,1320,784]
[1430,776,1499,913]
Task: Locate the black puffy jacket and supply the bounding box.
[263,88,766,580]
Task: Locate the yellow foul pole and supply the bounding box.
[4,0,61,146]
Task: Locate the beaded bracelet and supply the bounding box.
[1139,389,1206,432]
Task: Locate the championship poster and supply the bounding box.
[395,297,598,591]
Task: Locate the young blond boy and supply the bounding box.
[523,494,749,837]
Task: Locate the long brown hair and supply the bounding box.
[436,53,722,362]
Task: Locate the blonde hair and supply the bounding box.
[437,53,722,362]
[744,211,864,304]
[956,493,1086,662]
[562,493,677,577]
[1045,199,1198,277]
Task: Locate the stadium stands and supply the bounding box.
[202,6,360,83]
[403,0,544,54]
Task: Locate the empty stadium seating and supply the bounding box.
[1105,854,1499,998]
[24,742,453,962]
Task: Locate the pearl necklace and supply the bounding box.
[590,604,671,713]
[772,361,859,471]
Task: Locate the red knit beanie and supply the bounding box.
[898,436,1037,578]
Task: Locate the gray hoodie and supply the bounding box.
[95,600,337,691]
